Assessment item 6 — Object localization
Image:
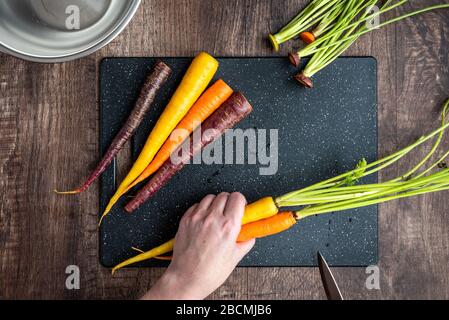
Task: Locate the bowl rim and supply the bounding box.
[0,0,141,63]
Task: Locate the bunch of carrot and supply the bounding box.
[269,0,449,88]
[112,99,449,273]
[99,54,256,224]
[99,52,222,224]
[57,52,255,226]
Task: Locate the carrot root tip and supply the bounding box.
[98,214,107,227]
[294,72,313,88]
[54,189,82,195]
[288,53,301,67]
[131,247,145,253]
[124,204,133,213]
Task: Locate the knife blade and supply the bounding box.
[317,251,344,300]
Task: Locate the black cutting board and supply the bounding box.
[99,57,377,268]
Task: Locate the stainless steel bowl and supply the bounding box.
[0,0,141,62]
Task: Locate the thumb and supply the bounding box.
[233,238,256,263]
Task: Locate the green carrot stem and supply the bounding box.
[390,100,449,181]
[281,169,449,206]
[302,179,449,214]
[294,169,449,213]
[281,191,382,205]
[303,0,375,76]
[299,2,449,60]
[297,181,449,218]
[297,0,409,57]
[304,0,380,76]
[279,0,335,32]
[273,0,325,44]
[271,0,342,48]
[298,0,404,57]
[277,145,407,202]
[303,33,360,77]
[285,181,404,198]
[414,101,449,178]
[280,0,324,30]
[277,108,449,203]
[292,0,345,36]
[312,1,345,37]
[416,149,449,179]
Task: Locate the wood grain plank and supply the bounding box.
[379,0,449,299]
[0,55,97,299]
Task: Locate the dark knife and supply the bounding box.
[317,251,344,300]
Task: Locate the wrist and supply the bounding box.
[142,267,206,300]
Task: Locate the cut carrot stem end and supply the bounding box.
[294,72,313,88]
[288,52,301,67]
[300,31,316,44]
[268,34,280,51]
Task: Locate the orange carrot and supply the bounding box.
[237,212,297,242]
[299,31,316,44]
[121,79,233,196]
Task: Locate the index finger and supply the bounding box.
[223,192,247,224]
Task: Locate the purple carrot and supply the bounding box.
[124,92,253,213]
[55,60,172,195]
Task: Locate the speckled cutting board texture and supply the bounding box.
[99,57,378,268]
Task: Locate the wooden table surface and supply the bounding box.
[1,0,449,300]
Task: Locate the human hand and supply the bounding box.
[143,192,255,300]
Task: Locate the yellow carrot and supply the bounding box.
[111,197,279,272]
[112,239,175,275]
[100,52,219,224]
